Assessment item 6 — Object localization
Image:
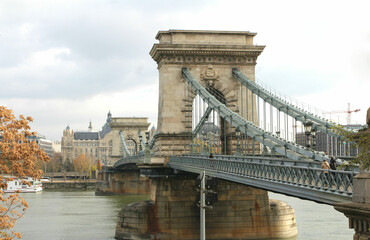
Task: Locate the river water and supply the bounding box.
[13,191,353,240]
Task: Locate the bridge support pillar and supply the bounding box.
[115,174,297,239]
[95,169,150,195]
[334,169,370,240]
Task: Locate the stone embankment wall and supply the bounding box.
[43,181,97,190]
[115,176,297,240]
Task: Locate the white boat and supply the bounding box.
[3,177,43,193]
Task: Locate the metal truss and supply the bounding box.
[149,131,160,150]
[182,68,328,162]
[169,155,354,205]
[232,68,341,137]
[192,106,212,139]
[119,131,131,157]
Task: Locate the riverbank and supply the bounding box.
[42,180,97,190]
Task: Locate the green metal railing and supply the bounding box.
[169,155,354,204]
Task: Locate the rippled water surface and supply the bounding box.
[269,192,354,240]
[13,191,354,240]
[16,191,149,240]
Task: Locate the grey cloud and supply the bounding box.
[0,56,157,99]
[0,1,164,99]
[2,0,369,141]
[256,66,339,97]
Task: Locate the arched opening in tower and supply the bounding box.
[126,139,137,155]
[191,86,230,155]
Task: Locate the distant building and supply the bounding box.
[52,141,61,153]
[149,125,156,140]
[62,112,113,165]
[200,122,220,135]
[295,124,365,157]
[1,133,54,157]
[61,112,150,166]
[27,134,54,157]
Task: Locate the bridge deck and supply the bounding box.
[168,155,355,205]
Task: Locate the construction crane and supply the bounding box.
[324,103,360,125]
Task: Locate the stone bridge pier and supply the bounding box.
[115,173,297,240]
[95,166,150,196]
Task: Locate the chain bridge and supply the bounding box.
[113,66,356,205]
[100,30,369,240]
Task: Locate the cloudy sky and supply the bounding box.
[1,0,369,141]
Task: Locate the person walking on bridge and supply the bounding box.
[329,157,337,170]
[321,159,330,187]
[209,153,214,169]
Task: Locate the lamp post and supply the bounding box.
[139,134,143,152]
[145,131,150,142]
[304,122,313,148]
[144,131,151,163]
[202,131,208,155]
[311,128,316,150]
[272,131,281,155]
[235,128,241,156]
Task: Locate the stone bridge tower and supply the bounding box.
[114,30,298,240]
[109,117,150,162]
[150,30,265,159]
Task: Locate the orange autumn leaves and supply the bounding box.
[72,154,90,174]
[0,106,50,239]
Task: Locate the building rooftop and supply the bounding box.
[74,132,99,140]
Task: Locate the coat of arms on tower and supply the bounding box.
[201,64,219,87]
[127,130,134,139]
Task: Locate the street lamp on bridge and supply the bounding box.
[311,128,317,150]
[304,121,313,148]
[201,131,208,155]
[144,131,151,163]
[235,128,241,156]
[139,133,143,152]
